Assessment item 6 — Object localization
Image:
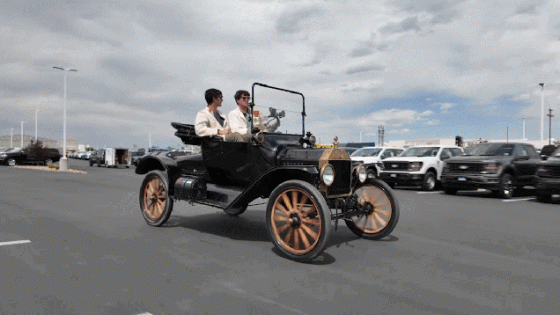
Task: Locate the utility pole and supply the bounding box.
[548,108,554,145]
[539,83,545,141]
[377,126,385,146]
[10,128,14,148]
[522,118,526,140]
[20,121,24,148]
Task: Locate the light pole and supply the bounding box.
[20,121,24,148]
[10,128,13,148]
[548,108,554,145]
[522,118,526,140]
[539,83,545,141]
[54,66,78,171]
[35,109,40,142]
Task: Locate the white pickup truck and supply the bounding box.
[379,145,463,190]
[349,147,404,179]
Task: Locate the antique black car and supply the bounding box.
[135,83,400,262]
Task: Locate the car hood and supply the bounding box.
[382,156,436,163]
[445,155,513,163]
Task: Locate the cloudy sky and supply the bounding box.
[2,0,560,149]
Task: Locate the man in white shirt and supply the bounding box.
[228,90,252,135]
[195,88,244,141]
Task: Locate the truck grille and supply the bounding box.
[328,160,352,196]
[383,161,410,171]
[540,165,560,178]
[446,163,485,173]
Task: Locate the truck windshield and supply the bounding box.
[252,86,303,135]
[400,147,440,157]
[465,144,514,156]
[351,148,382,157]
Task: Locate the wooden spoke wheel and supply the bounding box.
[139,170,174,226]
[266,180,331,262]
[345,179,399,240]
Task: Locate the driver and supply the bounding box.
[195,88,245,141]
[228,90,252,135]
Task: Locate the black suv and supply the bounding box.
[0,147,61,166]
[135,83,400,262]
[441,142,540,198]
[534,147,560,202]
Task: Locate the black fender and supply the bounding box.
[225,166,319,211]
[135,156,183,195]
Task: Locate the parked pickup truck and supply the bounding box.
[441,142,540,198]
[349,147,404,179]
[533,146,560,202]
[379,145,464,191]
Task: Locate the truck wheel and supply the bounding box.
[444,188,457,195]
[139,170,174,226]
[7,158,16,166]
[266,180,331,263]
[89,160,94,167]
[537,194,552,203]
[97,161,101,167]
[496,173,514,199]
[345,179,399,240]
[422,171,437,191]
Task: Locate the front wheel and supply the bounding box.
[422,171,437,191]
[266,180,331,262]
[7,158,16,166]
[345,179,399,240]
[496,173,514,199]
[139,170,174,226]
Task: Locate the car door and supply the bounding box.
[514,145,540,181]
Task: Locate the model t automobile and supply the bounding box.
[136,83,400,262]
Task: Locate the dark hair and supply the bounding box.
[234,90,250,100]
[205,88,222,105]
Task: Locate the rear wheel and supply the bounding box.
[139,170,174,226]
[7,158,16,166]
[422,171,437,191]
[345,179,399,240]
[266,180,331,262]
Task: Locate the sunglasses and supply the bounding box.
[241,96,251,100]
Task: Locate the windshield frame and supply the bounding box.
[251,83,305,136]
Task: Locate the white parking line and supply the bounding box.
[416,191,442,194]
[502,198,536,203]
[0,240,31,247]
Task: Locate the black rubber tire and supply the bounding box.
[7,158,16,166]
[89,160,94,167]
[496,173,514,199]
[443,188,457,195]
[266,180,331,262]
[537,194,552,203]
[387,182,396,189]
[139,170,174,226]
[345,179,400,240]
[422,171,437,191]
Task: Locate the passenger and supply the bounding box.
[195,88,245,141]
[228,90,252,135]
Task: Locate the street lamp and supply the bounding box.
[35,109,40,142]
[539,83,545,141]
[10,128,13,148]
[20,121,24,148]
[53,66,78,171]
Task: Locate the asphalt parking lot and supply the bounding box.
[1,159,559,314]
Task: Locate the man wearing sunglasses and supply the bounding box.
[195,88,245,141]
[228,90,252,135]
